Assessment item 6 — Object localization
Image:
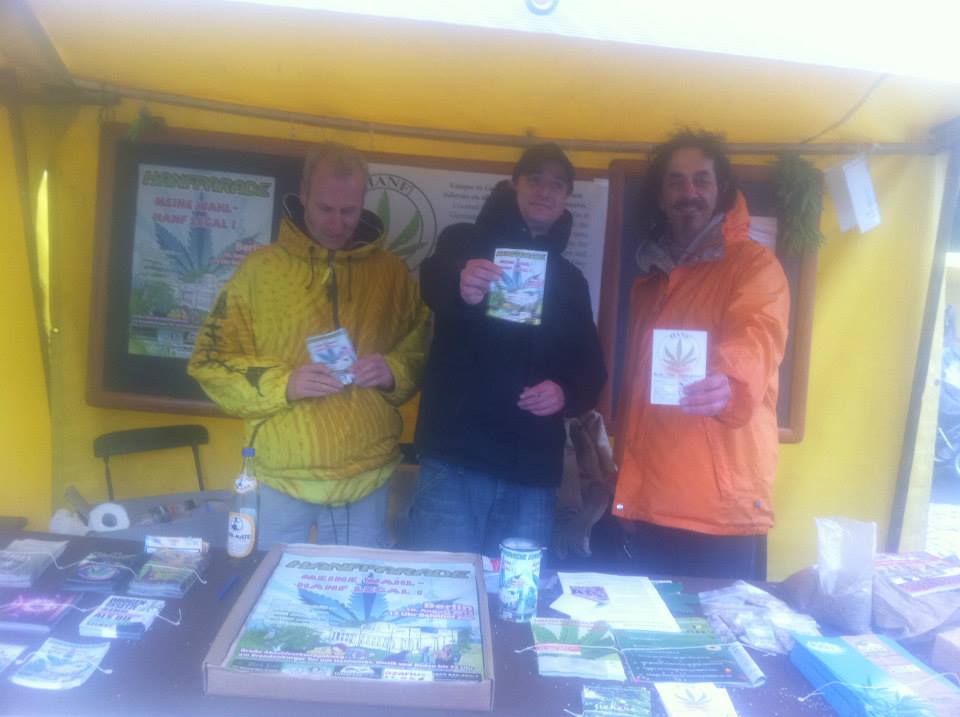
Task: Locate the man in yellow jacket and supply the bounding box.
[189,142,429,549]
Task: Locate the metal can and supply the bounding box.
[498,538,542,622]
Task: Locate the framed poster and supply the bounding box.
[88,124,609,415]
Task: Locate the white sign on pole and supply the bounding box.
[825,156,881,234]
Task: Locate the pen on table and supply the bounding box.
[218,575,239,601]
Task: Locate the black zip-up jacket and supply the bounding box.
[415,181,607,487]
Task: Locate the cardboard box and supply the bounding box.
[930,626,960,673]
[203,544,495,711]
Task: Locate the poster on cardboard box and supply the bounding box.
[225,552,486,683]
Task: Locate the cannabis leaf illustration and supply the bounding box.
[675,686,713,712]
[314,348,340,365]
[297,574,461,628]
[154,220,260,283]
[390,214,422,258]
[663,337,698,377]
[374,191,425,260]
[498,266,525,292]
[531,621,617,660]
[861,685,937,717]
[377,191,391,235]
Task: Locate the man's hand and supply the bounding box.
[353,354,396,391]
[679,372,731,416]
[287,363,344,401]
[460,258,502,305]
[517,380,565,417]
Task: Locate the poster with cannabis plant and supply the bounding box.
[128,164,275,358]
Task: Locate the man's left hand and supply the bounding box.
[680,372,731,416]
[517,380,565,417]
[353,354,396,391]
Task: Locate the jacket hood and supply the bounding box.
[280,193,385,260]
[476,180,573,254]
[721,191,751,245]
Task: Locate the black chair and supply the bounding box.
[0,516,28,531]
[93,425,209,501]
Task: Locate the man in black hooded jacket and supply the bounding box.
[410,143,607,556]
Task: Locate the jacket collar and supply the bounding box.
[476,180,573,254]
[278,193,385,261]
[636,191,751,275]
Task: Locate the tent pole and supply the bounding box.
[888,118,960,551]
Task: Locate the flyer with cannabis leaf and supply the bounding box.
[487,248,548,325]
[651,330,707,406]
[306,328,358,385]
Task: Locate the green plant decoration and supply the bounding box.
[126,107,166,142]
[774,152,825,256]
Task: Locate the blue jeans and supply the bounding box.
[408,457,556,556]
[258,481,390,550]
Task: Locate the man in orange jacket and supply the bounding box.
[613,130,790,580]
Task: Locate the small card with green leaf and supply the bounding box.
[651,330,707,406]
[655,682,738,717]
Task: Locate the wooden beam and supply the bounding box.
[72,78,939,157]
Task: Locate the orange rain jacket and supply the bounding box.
[612,194,790,536]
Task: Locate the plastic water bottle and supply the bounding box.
[227,447,259,558]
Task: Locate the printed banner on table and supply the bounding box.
[227,552,487,682]
[128,164,276,358]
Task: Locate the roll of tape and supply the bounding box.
[88,502,131,532]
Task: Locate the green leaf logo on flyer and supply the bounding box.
[366,174,438,272]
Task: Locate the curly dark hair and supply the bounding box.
[642,128,737,234]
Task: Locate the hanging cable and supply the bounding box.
[799,74,889,145]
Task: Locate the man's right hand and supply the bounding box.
[286,364,344,401]
[459,259,502,305]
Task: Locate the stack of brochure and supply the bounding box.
[127,549,209,599]
[530,617,626,681]
[791,633,960,716]
[79,595,165,639]
[63,552,142,593]
[9,639,110,690]
[581,684,651,717]
[874,552,960,596]
[0,539,68,588]
[614,618,765,688]
[0,592,80,633]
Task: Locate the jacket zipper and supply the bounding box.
[327,248,341,329]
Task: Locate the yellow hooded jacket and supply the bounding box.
[188,205,430,504]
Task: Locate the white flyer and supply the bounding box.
[486,248,548,325]
[651,329,708,406]
[552,572,681,632]
[655,682,739,717]
[9,639,110,690]
[0,643,26,674]
[306,328,357,385]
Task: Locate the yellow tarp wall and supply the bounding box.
[0,106,52,527]
[1,34,948,578]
